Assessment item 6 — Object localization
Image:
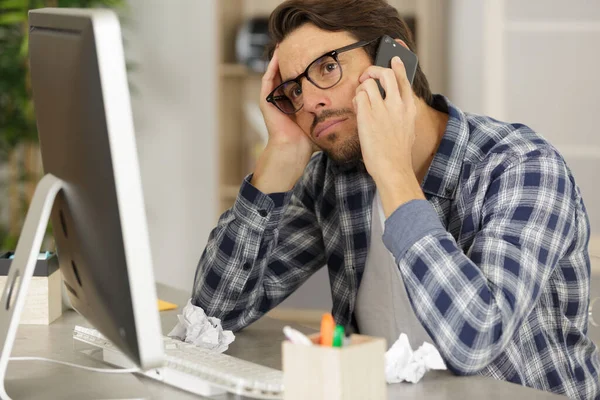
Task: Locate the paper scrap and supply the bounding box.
[167,299,235,353]
[385,333,446,384]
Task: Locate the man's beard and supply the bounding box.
[311,108,362,166]
[322,130,362,166]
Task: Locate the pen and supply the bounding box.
[320,313,335,346]
[283,326,312,346]
[332,325,345,347]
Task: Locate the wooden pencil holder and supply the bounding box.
[282,333,387,400]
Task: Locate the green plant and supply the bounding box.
[0,0,125,249]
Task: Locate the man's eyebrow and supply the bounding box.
[280,49,330,82]
[281,73,295,82]
[281,66,304,83]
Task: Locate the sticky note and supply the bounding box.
[158,299,177,311]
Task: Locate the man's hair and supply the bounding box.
[267,0,433,106]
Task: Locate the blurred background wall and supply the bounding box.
[125,0,218,292]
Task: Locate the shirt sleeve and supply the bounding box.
[382,152,585,374]
[192,160,326,332]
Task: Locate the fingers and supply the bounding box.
[353,90,370,126]
[359,66,401,106]
[261,50,282,99]
[353,90,369,109]
[390,57,414,108]
[355,78,386,112]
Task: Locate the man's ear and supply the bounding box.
[394,38,409,50]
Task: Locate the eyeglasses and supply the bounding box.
[266,38,379,114]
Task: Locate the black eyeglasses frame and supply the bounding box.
[265,38,379,114]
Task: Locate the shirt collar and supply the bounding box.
[420,95,470,200]
[327,155,368,175]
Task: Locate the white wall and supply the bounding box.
[125,0,218,292]
[447,0,485,114]
[448,0,600,240]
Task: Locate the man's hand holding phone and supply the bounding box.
[252,50,314,194]
[353,51,425,217]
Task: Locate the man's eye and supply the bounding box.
[323,62,338,74]
[289,86,302,99]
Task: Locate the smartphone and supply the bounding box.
[373,35,418,99]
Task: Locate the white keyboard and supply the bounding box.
[72,325,284,399]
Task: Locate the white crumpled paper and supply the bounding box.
[385,333,447,384]
[167,299,235,353]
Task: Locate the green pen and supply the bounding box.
[332,325,345,347]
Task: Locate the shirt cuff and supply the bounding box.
[232,174,294,231]
[382,199,446,261]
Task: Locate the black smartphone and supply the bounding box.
[373,35,418,99]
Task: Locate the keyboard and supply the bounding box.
[72,325,284,399]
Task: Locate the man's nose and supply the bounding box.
[301,81,331,113]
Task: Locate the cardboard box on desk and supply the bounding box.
[282,333,387,400]
[0,253,62,325]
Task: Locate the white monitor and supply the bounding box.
[0,8,164,396]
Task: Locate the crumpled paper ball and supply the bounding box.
[167,299,235,353]
[385,333,446,383]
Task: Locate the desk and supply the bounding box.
[5,284,564,399]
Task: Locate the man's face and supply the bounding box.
[277,24,373,164]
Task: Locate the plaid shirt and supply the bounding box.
[193,95,599,398]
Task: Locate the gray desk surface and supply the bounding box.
[5,284,564,399]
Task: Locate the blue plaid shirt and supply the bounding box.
[193,95,599,398]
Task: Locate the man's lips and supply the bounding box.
[314,118,348,138]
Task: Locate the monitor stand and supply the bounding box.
[0,173,64,400]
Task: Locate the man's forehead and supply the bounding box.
[277,25,356,81]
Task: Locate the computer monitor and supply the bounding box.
[0,8,164,389]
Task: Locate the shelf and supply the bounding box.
[221,184,241,199]
[220,63,263,78]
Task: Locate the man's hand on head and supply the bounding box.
[353,56,425,217]
[253,49,314,194]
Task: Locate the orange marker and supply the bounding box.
[320,313,335,346]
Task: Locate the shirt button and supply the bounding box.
[258,209,268,217]
[242,262,251,271]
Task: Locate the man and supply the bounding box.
[192,0,599,398]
